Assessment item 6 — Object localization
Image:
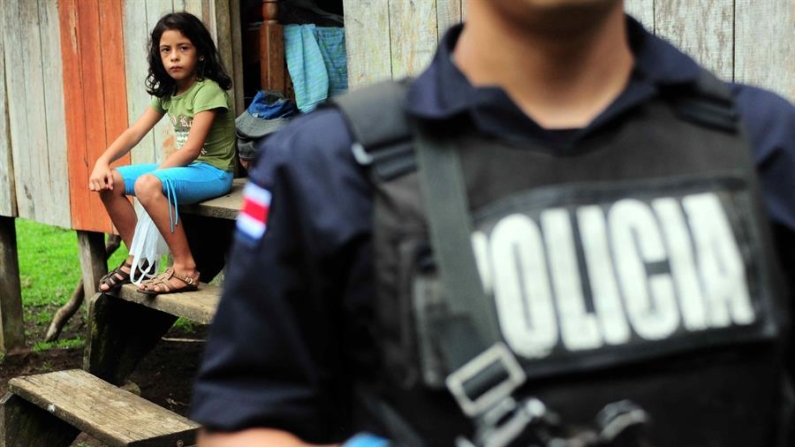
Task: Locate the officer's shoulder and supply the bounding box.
[730,84,795,129]
[730,83,795,157]
[248,107,355,181]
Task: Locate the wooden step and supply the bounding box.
[114,282,220,325]
[5,369,198,447]
[179,177,245,220]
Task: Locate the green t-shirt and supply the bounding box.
[150,79,236,172]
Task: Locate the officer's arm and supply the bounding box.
[197,428,339,447]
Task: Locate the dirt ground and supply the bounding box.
[0,303,207,447]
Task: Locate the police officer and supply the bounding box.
[192,1,795,446]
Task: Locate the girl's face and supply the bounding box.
[159,29,200,90]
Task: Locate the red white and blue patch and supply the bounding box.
[236,182,271,244]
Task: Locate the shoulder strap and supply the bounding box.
[670,68,739,132]
[333,80,416,181]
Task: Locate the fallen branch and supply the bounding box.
[44,234,122,342]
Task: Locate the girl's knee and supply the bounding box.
[134,174,163,202]
[111,170,125,186]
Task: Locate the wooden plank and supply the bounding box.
[38,0,71,229]
[0,216,25,353]
[735,0,795,101]
[4,0,47,225]
[179,177,243,220]
[123,0,159,166]
[0,393,80,447]
[436,0,462,42]
[389,0,439,79]
[343,0,391,88]
[655,0,733,81]
[624,0,654,30]
[184,0,204,16]
[77,231,108,301]
[9,369,199,447]
[0,0,26,221]
[116,282,220,324]
[60,0,96,231]
[70,0,111,232]
[60,0,118,232]
[229,0,244,114]
[99,0,131,163]
[259,4,286,92]
[0,8,16,218]
[213,0,237,110]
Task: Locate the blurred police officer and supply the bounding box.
[192,1,795,446]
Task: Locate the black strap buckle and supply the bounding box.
[446,343,527,417]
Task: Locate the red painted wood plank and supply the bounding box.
[64,0,130,232]
[60,0,98,231]
[99,0,129,150]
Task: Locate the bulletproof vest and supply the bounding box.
[334,74,790,447]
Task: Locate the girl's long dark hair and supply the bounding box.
[145,12,232,98]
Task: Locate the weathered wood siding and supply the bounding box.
[1,0,70,227]
[344,0,795,103]
[0,19,15,218]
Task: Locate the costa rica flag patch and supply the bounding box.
[236,182,271,244]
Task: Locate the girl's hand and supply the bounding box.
[89,162,114,192]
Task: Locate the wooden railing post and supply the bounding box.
[76,230,108,302]
[260,0,286,92]
[0,216,26,353]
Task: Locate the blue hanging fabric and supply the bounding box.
[284,24,348,113]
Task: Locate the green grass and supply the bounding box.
[16,219,129,307]
[32,338,86,352]
[15,218,129,350]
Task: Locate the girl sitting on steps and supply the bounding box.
[89,12,236,295]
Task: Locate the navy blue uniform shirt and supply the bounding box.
[191,17,795,443]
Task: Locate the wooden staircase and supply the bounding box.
[0,179,244,447]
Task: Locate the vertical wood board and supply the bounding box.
[38,0,71,227]
[60,0,93,228]
[0,8,16,218]
[437,0,462,41]
[3,0,70,227]
[123,0,159,165]
[148,0,179,161]
[735,0,795,101]
[389,0,438,79]
[212,0,238,112]
[229,0,244,114]
[624,0,654,30]
[655,0,734,81]
[343,0,391,88]
[72,0,111,231]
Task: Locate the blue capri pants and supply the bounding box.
[115,161,233,230]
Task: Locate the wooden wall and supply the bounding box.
[0,0,241,232]
[0,0,70,227]
[344,0,795,102]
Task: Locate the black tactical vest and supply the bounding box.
[335,73,790,447]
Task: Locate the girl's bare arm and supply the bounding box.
[89,107,164,191]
